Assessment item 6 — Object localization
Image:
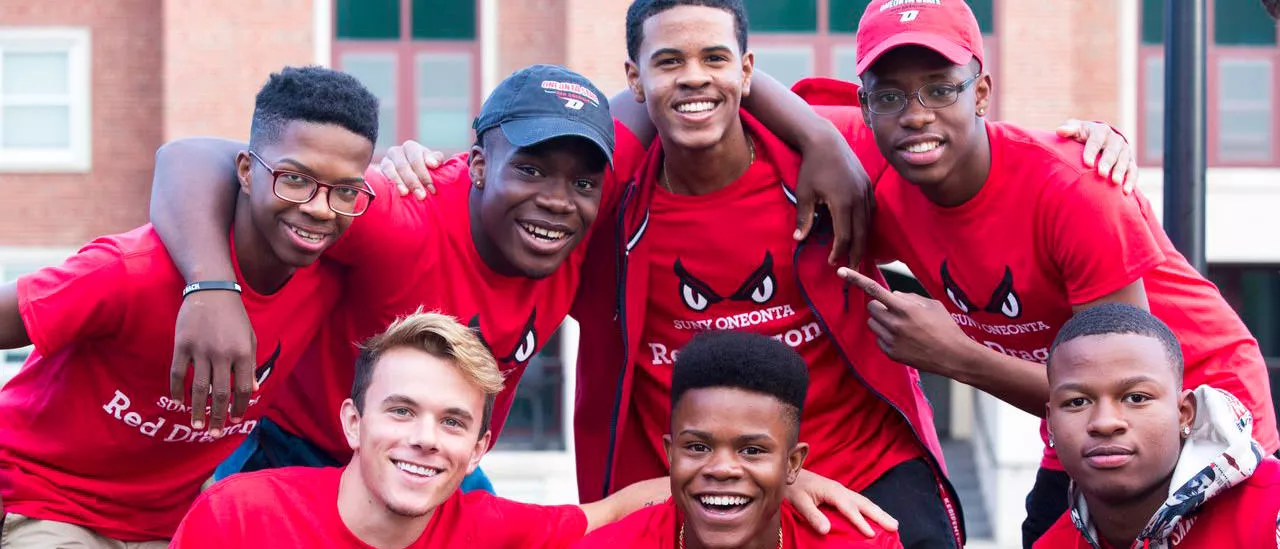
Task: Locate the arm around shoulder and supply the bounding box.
[0,283,30,349]
[149,137,245,282]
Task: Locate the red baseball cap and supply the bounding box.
[854,0,984,76]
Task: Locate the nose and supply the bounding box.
[534,179,576,215]
[675,61,712,89]
[299,187,338,221]
[898,93,936,130]
[1087,399,1128,438]
[406,418,440,451]
[702,447,744,481]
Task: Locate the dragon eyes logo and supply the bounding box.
[254,342,281,387]
[469,310,538,365]
[940,261,1022,319]
[674,251,777,312]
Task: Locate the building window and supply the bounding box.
[333,0,479,153]
[1138,0,1279,167]
[745,0,998,116]
[0,28,91,173]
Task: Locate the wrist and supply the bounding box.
[946,338,989,385]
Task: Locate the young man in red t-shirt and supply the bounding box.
[1035,304,1280,548]
[171,311,664,549]
[0,67,378,547]
[827,1,1280,546]
[575,330,902,549]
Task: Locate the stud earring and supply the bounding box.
[1048,435,1055,448]
[977,108,987,116]
[1181,425,1192,438]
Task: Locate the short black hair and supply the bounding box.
[249,66,380,150]
[671,330,808,442]
[1048,303,1184,381]
[625,0,749,62]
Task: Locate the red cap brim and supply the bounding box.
[855,32,976,76]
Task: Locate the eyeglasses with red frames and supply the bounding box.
[249,151,376,217]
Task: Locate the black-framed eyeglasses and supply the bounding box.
[859,73,982,116]
[249,151,376,217]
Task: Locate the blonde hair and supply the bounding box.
[351,309,505,432]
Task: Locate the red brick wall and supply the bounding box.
[162,0,317,140]
[497,0,568,78]
[494,0,631,97]
[0,0,163,247]
[995,0,1120,129]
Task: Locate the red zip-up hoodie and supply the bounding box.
[569,106,964,545]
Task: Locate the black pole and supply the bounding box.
[1163,0,1207,273]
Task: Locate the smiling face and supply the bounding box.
[1047,333,1194,506]
[626,5,753,154]
[237,120,372,268]
[341,346,490,520]
[860,46,990,200]
[665,387,807,549]
[468,131,606,279]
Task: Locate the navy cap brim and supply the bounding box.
[499,117,614,166]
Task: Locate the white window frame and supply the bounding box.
[0,27,91,173]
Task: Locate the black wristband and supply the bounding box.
[182,281,242,299]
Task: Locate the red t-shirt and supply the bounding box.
[572,498,902,548]
[269,120,646,460]
[871,121,1278,469]
[171,466,588,548]
[0,226,342,540]
[620,127,923,493]
[1034,459,1280,549]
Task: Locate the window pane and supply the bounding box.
[829,0,872,33]
[1143,57,1164,162]
[340,54,398,149]
[751,46,814,87]
[3,52,69,95]
[744,0,817,32]
[3,106,70,148]
[416,53,471,150]
[1217,59,1273,162]
[833,44,861,82]
[336,0,399,40]
[1214,0,1276,45]
[413,0,476,40]
[967,0,995,34]
[1141,0,1163,45]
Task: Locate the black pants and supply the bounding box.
[1021,467,1072,549]
[861,458,962,549]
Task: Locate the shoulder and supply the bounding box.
[988,122,1096,187]
[783,502,902,548]
[1029,510,1080,548]
[574,502,672,547]
[201,466,334,507]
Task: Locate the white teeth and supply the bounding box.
[289,225,324,243]
[699,495,750,507]
[905,141,941,153]
[676,101,717,113]
[520,222,567,241]
[394,460,440,478]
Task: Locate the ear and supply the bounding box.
[740,50,755,98]
[625,60,645,103]
[974,73,993,118]
[468,146,486,189]
[663,433,674,466]
[465,430,492,475]
[785,441,810,485]
[1178,388,1197,435]
[236,151,254,195]
[340,398,361,452]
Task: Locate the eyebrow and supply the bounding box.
[1055,375,1164,395]
[443,407,476,423]
[677,429,773,444]
[649,45,733,61]
[277,157,368,185]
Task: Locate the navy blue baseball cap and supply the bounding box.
[473,64,615,164]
